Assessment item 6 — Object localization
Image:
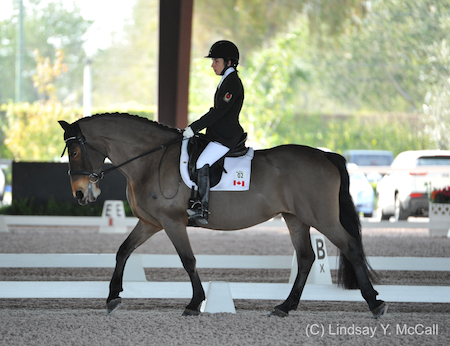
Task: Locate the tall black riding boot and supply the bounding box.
[187,164,210,224]
[197,164,210,224]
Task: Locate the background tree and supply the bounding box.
[91,0,158,108]
[192,0,370,61]
[3,50,81,161]
[0,0,92,104]
[304,0,450,113]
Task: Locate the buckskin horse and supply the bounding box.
[59,113,386,318]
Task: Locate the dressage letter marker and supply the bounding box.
[100,200,127,234]
[289,234,332,285]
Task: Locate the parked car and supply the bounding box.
[343,149,394,166]
[376,150,450,220]
[343,150,394,182]
[348,163,374,217]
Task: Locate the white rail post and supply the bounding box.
[200,281,236,314]
[123,254,147,282]
[0,215,8,232]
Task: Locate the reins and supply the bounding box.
[64,132,183,183]
[101,136,184,177]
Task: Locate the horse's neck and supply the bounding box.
[85,117,178,165]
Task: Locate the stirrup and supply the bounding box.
[187,202,209,224]
[187,200,202,216]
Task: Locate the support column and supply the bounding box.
[158,0,193,128]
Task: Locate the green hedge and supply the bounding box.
[0,198,134,216]
[267,112,431,156]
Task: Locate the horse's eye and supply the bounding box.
[70,150,78,158]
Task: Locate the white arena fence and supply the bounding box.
[1,200,450,312]
[1,247,450,310]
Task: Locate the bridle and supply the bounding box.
[62,127,183,183]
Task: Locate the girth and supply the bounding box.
[187,133,249,188]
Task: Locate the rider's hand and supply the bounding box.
[183,126,195,138]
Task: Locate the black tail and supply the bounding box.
[324,152,378,289]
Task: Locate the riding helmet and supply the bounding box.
[205,40,239,67]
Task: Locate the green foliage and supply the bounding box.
[305,0,450,113]
[0,100,156,161]
[3,101,81,161]
[91,0,158,107]
[0,0,92,104]
[0,198,134,216]
[271,113,432,156]
[192,0,369,60]
[241,28,311,148]
[421,37,450,149]
[0,198,102,216]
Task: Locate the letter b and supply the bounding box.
[316,238,325,260]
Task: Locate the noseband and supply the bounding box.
[62,125,183,182]
[62,131,107,183]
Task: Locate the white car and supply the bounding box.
[376,150,450,220]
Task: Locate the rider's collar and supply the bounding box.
[218,67,235,89]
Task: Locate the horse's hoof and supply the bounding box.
[269,308,289,317]
[182,308,201,316]
[106,298,122,315]
[371,301,387,319]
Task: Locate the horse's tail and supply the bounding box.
[324,152,378,289]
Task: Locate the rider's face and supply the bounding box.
[211,58,230,75]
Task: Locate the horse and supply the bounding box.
[59,113,386,319]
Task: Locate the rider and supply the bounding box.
[183,40,245,224]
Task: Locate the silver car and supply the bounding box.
[348,163,375,217]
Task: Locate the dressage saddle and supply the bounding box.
[187,133,249,188]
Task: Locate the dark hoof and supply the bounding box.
[182,308,201,316]
[371,301,387,319]
[106,298,122,315]
[269,308,289,317]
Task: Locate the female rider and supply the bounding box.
[183,40,245,224]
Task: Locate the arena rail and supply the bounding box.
[0,214,443,232]
[1,254,449,275]
[1,252,449,308]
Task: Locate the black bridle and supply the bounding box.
[62,129,183,183]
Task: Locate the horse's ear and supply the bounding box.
[58,120,71,132]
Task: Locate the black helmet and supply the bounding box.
[205,40,239,66]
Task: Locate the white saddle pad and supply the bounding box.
[180,139,254,191]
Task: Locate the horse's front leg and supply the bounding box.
[164,220,205,316]
[107,220,162,314]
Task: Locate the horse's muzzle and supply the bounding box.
[74,181,100,205]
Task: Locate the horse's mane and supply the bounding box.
[76,112,181,134]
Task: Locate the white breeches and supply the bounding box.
[196,141,230,169]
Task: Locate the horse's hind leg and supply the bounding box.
[323,225,385,318]
[271,213,314,317]
[107,220,162,314]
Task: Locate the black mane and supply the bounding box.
[76,112,181,134]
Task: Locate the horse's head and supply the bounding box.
[59,120,104,205]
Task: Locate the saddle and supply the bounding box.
[188,133,249,188]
